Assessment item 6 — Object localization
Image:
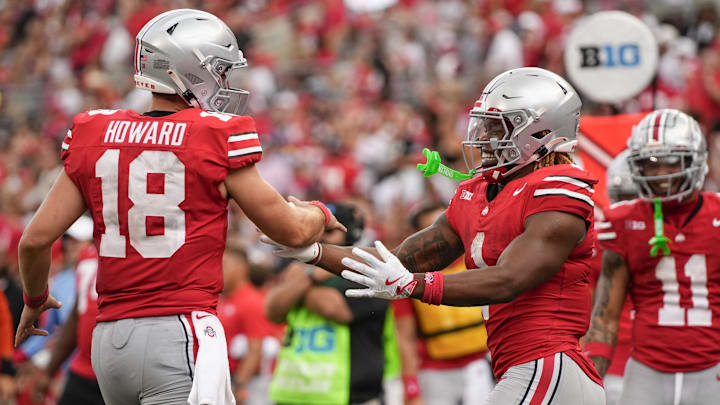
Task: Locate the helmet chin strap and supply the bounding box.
[167,69,201,108]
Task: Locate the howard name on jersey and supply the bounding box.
[597,193,720,372]
[446,164,602,385]
[61,108,262,321]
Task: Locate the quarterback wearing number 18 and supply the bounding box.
[14,9,340,405]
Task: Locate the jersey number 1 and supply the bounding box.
[96,149,186,258]
[655,254,712,327]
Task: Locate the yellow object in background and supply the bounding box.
[412,261,488,360]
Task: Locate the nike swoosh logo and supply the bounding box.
[513,183,527,196]
[385,276,402,286]
[502,94,522,99]
[195,314,212,319]
[713,218,720,227]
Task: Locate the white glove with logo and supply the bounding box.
[341,241,418,299]
[259,234,321,264]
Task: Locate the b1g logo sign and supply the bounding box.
[579,43,641,68]
[564,11,658,103]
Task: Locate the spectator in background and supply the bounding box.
[265,202,399,405]
[0,289,16,403]
[393,202,493,405]
[217,244,275,404]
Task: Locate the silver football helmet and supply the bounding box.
[463,67,581,182]
[627,109,707,202]
[134,9,249,115]
[606,149,638,203]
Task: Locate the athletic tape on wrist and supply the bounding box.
[23,286,49,308]
[307,243,323,265]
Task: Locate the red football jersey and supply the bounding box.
[70,245,99,380]
[61,108,262,321]
[446,164,602,385]
[597,193,720,372]
[590,206,633,377]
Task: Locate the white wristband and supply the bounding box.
[298,242,322,264]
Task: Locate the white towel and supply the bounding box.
[187,311,236,405]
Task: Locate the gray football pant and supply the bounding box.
[418,357,495,405]
[484,352,605,405]
[619,357,720,405]
[91,316,195,405]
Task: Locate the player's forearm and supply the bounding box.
[589,355,611,378]
[265,275,312,323]
[17,237,53,297]
[316,244,372,276]
[233,339,262,387]
[286,205,326,247]
[317,214,462,276]
[584,315,619,378]
[395,317,421,377]
[409,266,517,306]
[583,249,626,378]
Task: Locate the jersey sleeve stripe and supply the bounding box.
[61,142,70,151]
[595,221,612,230]
[533,188,594,207]
[228,133,258,143]
[597,232,617,240]
[542,176,594,192]
[66,129,72,139]
[229,146,262,158]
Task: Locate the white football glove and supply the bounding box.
[341,241,417,299]
[259,234,321,263]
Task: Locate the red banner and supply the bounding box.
[577,113,647,207]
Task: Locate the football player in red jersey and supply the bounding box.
[587,150,637,405]
[14,9,344,405]
[586,109,720,405]
[265,67,605,404]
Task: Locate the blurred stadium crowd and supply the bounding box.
[1,0,720,403]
